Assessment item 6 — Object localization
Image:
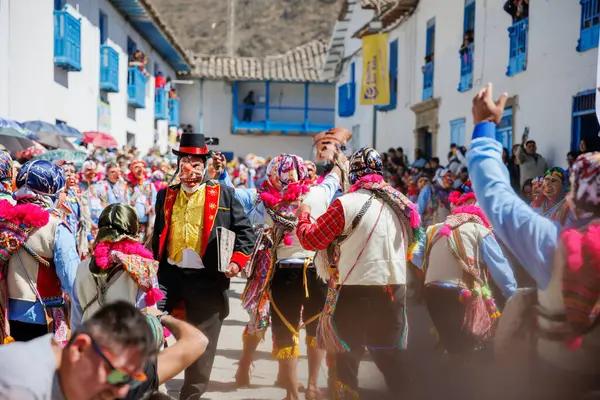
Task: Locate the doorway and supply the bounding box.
[416,128,433,158]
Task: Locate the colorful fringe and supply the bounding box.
[272,345,299,359]
[332,381,360,400]
[317,271,351,353]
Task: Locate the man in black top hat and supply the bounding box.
[152,132,256,399]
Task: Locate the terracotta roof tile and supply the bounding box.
[190,40,328,82]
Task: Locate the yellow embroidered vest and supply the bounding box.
[168,185,206,264]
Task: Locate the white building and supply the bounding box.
[177,40,336,160]
[0,0,191,153]
[327,0,600,168]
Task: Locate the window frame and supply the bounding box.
[450,118,467,147]
[577,0,600,52]
[99,10,108,45]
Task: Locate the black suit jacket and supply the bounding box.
[152,181,256,293]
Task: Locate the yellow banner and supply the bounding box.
[360,33,390,105]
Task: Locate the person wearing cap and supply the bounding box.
[295,147,422,398]
[467,83,600,398]
[2,159,80,344]
[71,203,163,329]
[411,183,516,359]
[215,152,342,398]
[152,132,256,399]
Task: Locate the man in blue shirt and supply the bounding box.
[467,83,600,398]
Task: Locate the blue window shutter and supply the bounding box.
[389,40,398,109]
[450,118,466,146]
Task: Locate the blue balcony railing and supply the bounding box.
[53,10,82,71]
[168,98,180,127]
[422,61,434,101]
[99,45,119,92]
[458,44,474,92]
[127,67,147,108]
[338,82,356,117]
[577,0,600,52]
[507,18,528,77]
[155,88,168,120]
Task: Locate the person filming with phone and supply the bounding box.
[515,127,548,187]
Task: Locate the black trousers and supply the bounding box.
[270,266,327,351]
[10,321,47,342]
[424,285,480,354]
[158,264,229,400]
[332,285,408,397]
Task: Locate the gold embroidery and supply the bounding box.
[168,185,206,264]
[209,203,217,209]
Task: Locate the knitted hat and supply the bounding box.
[348,147,383,184]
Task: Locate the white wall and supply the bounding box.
[179,80,316,159]
[334,6,378,151]
[0,0,9,117]
[335,0,598,168]
[2,0,177,153]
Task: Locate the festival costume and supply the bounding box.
[0,160,80,346]
[107,178,129,204]
[297,147,422,399]
[127,160,157,242]
[414,188,516,355]
[531,167,572,228]
[79,161,109,242]
[71,203,163,329]
[468,123,600,398]
[152,133,255,400]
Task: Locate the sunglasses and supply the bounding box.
[88,336,147,388]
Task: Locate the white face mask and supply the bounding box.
[181,183,202,194]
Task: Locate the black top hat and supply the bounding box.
[173,132,212,158]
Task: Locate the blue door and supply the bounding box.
[495,107,513,152]
[450,118,466,146]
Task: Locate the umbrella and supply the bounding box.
[23,120,81,138]
[83,131,118,149]
[33,149,88,167]
[22,120,63,134]
[0,136,37,158]
[0,118,38,140]
[18,144,46,160]
[35,131,77,150]
[56,123,82,138]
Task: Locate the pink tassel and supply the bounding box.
[561,229,584,272]
[409,207,421,228]
[163,327,172,338]
[283,234,293,246]
[145,288,165,307]
[439,225,451,236]
[564,336,582,350]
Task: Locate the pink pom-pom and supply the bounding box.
[461,290,471,301]
[439,225,451,236]
[561,229,584,272]
[163,327,172,338]
[283,234,293,246]
[564,336,582,350]
[145,287,165,307]
[409,207,420,228]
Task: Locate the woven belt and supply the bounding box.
[276,261,315,269]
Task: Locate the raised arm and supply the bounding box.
[467,84,559,290]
